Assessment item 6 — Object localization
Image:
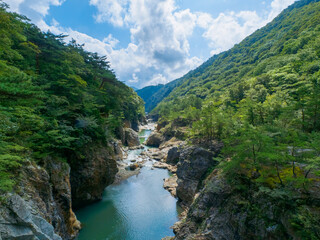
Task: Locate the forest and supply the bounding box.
[1,0,320,238]
[153,0,320,183]
[137,0,320,236]
[0,1,144,192]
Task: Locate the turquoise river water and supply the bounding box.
[75,127,180,240]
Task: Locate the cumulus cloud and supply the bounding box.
[89,0,128,27]
[268,0,297,20]
[198,11,264,55]
[148,73,168,85]
[194,0,297,55]
[87,0,202,87]
[3,0,298,87]
[4,0,65,22]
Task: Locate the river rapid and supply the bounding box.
[75,123,179,240]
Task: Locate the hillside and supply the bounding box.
[137,55,218,112]
[152,0,320,116]
[0,2,147,238]
[0,1,144,192]
[149,0,320,238]
[1,0,320,239]
[136,84,164,112]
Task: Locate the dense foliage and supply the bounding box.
[137,55,218,113]
[136,84,164,112]
[154,0,320,237]
[0,2,144,191]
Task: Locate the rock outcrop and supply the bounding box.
[176,146,219,204]
[172,170,320,240]
[0,194,63,240]
[153,162,177,173]
[123,120,140,132]
[146,132,164,147]
[124,128,140,147]
[166,147,180,165]
[163,175,178,197]
[70,143,119,209]
[0,161,80,240]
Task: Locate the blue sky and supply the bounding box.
[4,0,297,88]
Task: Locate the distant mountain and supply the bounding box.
[136,84,164,112]
[154,0,320,114]
[154,1,320,239]
[137,55,218,112]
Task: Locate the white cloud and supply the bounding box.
[4,0,65,22]
[3,0,299,88]
[199,11,263,55]
[89,0,128,27]
[103,34,119,48]
[268,0,297,20]
[126,0,202,86]
[3,0,24,12]
[148,73,168,85]
[128,73,139,83]
[194,0,297,56]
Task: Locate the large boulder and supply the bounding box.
[166,147,180,165]
[139,115,148,125]
[146,132,164,147]
[124,128,140,147]
[176,146,219,204]
[123,120,139,132]
[0,194,63,240]
[0,161,80,240]
[129,163,139,170]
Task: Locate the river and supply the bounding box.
[75,125,180,240]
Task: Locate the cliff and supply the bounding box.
[173,169,320,240]
[70,142,121,209]
[0,138,130,239]
[0,161,80,239]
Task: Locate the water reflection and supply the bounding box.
[76,126,178,240]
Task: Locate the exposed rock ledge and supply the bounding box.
[163,175,178,197]
[0,136,129,239]
[0,161,80,240]
[70,142,121,209]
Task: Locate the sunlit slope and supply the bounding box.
[154,0,320,113]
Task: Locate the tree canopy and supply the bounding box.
[0,2,144,191]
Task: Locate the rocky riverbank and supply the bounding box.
[0,120,147,239]
[153,119,320,240]
[0,160,80,240]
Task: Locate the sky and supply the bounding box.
[3,0,297,88]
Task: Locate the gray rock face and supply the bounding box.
[0,194,62,240]
[124,128,140,147]
[173,173,297,240]
[0,161,80,240]
[70,143,119,209]
[173,174,234,240]
[166,147,180,165]
[46,161,81,237]
[176,147,219,204]
[146,132,164,147]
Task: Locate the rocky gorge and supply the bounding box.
[148,119,320,240]
[3,113,320,240]
[0,120,145,239]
